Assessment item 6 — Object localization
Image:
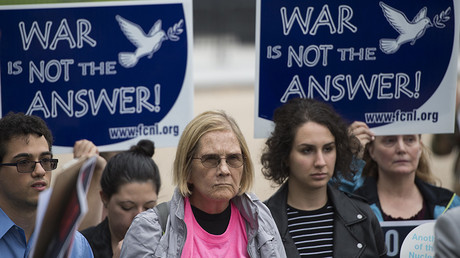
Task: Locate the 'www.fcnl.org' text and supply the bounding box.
[365,109,438,124]
[109,123,179,139]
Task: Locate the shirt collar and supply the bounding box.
[0,207,17,239]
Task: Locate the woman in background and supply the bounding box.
[81,139,161,258]
[351,127,460,221]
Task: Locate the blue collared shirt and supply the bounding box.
[0,208,93,258]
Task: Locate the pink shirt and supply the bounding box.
[181,197,249,258]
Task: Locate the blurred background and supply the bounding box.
[1,0,459,202]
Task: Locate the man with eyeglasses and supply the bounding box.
[0,112,93,258]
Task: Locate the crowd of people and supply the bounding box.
[1,96,459,257]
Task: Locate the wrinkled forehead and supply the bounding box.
[196,130,241,153]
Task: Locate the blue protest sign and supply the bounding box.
[0,0,193,153]
[255,0,459,137]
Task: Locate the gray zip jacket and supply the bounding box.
[120,188,286,258]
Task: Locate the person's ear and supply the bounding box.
[419,138,424,157]
[100,191,109,208]
[368,144,376,160]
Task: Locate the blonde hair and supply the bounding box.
[173,110,254,197]
[362,135,439,185]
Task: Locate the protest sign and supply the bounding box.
[31,156,96,258]
[255,0,459,137]
[0,0,193,153]
[400,222,435,257]
[380,220,434,257]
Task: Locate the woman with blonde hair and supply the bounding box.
[349,122,460,221]
[121,110,286,257]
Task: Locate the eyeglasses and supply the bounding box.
[193,154,244,168]
[0,158,58,173]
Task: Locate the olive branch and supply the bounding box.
[433,7,451,29]
[167,19,184,41]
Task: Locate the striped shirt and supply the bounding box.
[287,203,334,257]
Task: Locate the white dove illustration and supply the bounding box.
[116,15,168,68]
[379,2,432,54]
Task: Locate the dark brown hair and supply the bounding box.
[261,98,360,185]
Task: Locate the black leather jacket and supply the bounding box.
[265,183,387,257]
